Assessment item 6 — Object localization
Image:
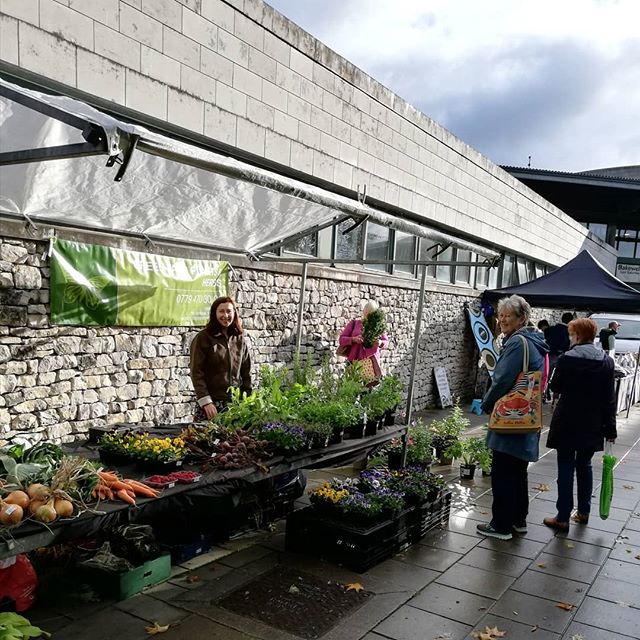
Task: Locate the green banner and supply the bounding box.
[50,239,228,326]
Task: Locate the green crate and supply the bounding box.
[80,553,171,600]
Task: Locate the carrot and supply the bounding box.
[127,483,159,498]
[98,471,119,483]
[104,487,114,500]
[116,489,136,505]
[108,480,136,492]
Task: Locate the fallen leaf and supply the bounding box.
[537,562,546,569]
[616,601,630,607]
[623,485,635,490]
[566,542,574,549]
[479,510,488,515]
[472,626,506,639]
[185,575,200,583]
[534,484,550,492]
[531,624,539,632]
[571,635,585,640]
[556,602,574,611]
[145,623,170,635]
[345,582,364,593]
[288,585,300,594]
[635,555,640,561]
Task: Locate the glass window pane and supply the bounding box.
[502,254,515,286]
[365,222,390,271]
[455,249,471,283]
[587,223,608,242]
[284,233,317,256]
[394,231,416,275]
[475,261,489,287]
[488,265,499,288]
[436,246,453,282]
[335,219,363,261]
[516,257,528,284]
[618,241,636,258]
[419,240,437,278]
[527,260,536,281]
[535,264,544,278]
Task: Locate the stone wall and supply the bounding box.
[0,233,479,444]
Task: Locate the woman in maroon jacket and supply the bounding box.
[543,318,617,531]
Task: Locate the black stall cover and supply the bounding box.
[482,250,640,312]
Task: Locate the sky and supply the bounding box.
[267,0,640,172]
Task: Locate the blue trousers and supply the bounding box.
[555,448,594,522]
[491,450,529,533]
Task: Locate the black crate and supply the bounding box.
[286,507,413,573]
[408,491,452,542]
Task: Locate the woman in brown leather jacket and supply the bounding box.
[190,296,252,421]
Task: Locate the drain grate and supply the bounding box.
[219,566,370,639]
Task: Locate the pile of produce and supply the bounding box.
[180,424,271,471]
[92,470,159,505]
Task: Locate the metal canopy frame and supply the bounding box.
[1,74,503,428]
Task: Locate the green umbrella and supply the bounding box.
[599,442,616,520]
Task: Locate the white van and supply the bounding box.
[589,313,640,354]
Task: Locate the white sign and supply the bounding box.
[616,262,640,283]
[434,367,453,408]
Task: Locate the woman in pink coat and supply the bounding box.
[338,301,389,380]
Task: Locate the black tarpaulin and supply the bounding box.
[482,250,640,311]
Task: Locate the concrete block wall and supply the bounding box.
[0,0,615,269]
[0,233,484,444]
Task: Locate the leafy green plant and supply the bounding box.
[406,419,434,464]
[375,375,404,412]
[361,308,386,348]
[444,436,488,466]
[0,612,50,639]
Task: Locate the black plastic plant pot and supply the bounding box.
[136,458,183,474]
[346,422,366,439]
[459,463,476,480]
[481,468,492,477]
[329,427,344,445]
[383,410,396,426]
[365,419,379,437]
[98,449,133,467]
[387,451,403,470]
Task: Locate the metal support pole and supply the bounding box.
[295,262,308,356]
[405,265,429,426]
[625,345,640,419]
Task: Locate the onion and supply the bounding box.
[5,490,29,509]
[34,503,57,523]
[54,499,74,518]
[27,484,50,501]
[0,503,24,525]
[28,499,45,515]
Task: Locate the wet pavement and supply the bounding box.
[28,405,640,639]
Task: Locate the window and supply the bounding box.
[284,233,318,256]
[516,257,528,284]
[488,265,499,288]
[334,219,363,261]
[535,264,544,279]
[584,222,608,242]
[436,246,453,283]
[455,249,471,284]
[419,240,438,278]
[615,229,640,258]
[501,254,515,287]
[394,231,416,275]
[364,222,390,271]
[475,258,489,288]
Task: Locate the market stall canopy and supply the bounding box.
[0,77,498,260]
[482,250,640,312]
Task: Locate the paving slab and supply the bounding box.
[419,528,482,554]
[48,607,156,640]
[562,620,638,640]
[395,544,463,572]
[510,569,588,606]
[530,552,601,583]
[435,562,515,599]
[464,614,560,639]
[588,573,640,606]
[574,595,640,636]
[478,535,546,559]
[407,582,494,625]
[373,604,472,640]
[488,589,575,633]
[459,545,531,577]
[543,536,609,565]
[600,557,640,584]
[115,593,191,626]
[159,614,258,640]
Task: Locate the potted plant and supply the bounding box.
[406,419,434,468]
[444,436,486,480]
[98,432,133,466]
[257,422,307,456]
[477,441,493,476]
[428,403,469,464]
[132,434,187,473]
[375,376,404,425]
[303,422,333,449]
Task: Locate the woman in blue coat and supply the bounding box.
[543,318,617,531]
[477,295,549,540]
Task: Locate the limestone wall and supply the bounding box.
[0,233,479,444]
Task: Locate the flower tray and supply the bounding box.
[285,506,413,573]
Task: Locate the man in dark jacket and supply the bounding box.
[543,318,617,531]
[599,321,620,355]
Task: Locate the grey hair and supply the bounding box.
[363,300,379,315]
[497,295,531,323]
